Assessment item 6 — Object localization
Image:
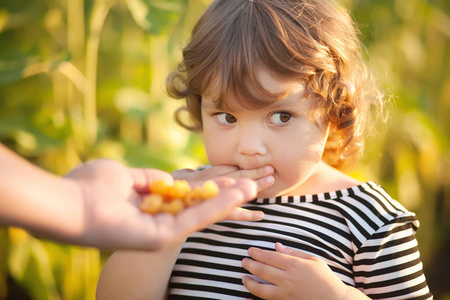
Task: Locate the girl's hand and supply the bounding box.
[172,165,275,192]
[241,243,368,300]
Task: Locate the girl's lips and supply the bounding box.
[238,165,275,175]
[237,166,262,171]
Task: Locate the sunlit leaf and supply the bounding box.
[0,66,25,85]
[125,0,185,35]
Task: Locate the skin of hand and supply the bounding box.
[241,242,371,300]
[172,164,275,192]
[65,159,261,250]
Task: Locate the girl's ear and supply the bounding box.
[324,121,333,139]
[325,123,341,148]
[321,123,340,163]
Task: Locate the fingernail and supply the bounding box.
[242,258,248,267]
[276,242,286,251]
[242,275,248,284]
[263,165,274,175]
[255,211,264,220]
[264,176,274,184]
[244,210,256,220]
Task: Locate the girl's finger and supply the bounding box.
[171,168,195,180]
[275,242,316,260]
[253,175,275,191]
[242,256,284,285]
[172,165,239,181]
[242,275,278,300]
[233,165,274,180]
[203,165,240,179]
[247,247,293,270]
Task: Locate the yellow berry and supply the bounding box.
[161,198,185,214]
[168,180,191,199]
[184,190,202,206]
[200,180,219,199]
[142,179,220,215]
[140,194,163,214]
[149,179,171,196]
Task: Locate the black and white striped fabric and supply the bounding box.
[169,182,432,299]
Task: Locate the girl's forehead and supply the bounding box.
[202,69,307,108]
[255,70,306,96]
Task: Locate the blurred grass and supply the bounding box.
[0,0,449,299]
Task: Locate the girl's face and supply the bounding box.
[201,71,330,198]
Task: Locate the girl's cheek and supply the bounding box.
[205,144,232,165]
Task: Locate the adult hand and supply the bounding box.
[66,159,259,250]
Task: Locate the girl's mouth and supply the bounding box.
[237,165,275,175]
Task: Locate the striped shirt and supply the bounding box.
[169,182,433,299]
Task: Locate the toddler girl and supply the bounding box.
[97,0,432,299]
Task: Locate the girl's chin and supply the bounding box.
[256,182,303,198]
[255,186,283,199]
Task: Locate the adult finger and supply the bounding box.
[226,178,257,200]
[195,176,236,189]
[129,168,173,194]
[170,179,257,238]
[214,177,236,187]
[226,207,264,222]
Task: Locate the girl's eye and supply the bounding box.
[215,113,237,124]
[269,112,292,124]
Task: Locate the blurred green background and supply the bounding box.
[0,0,448,299]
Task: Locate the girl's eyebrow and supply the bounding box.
[201,100,219,110]
[269,93,306,110]
[201,94,307,113]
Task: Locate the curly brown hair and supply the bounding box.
[166,0,383,170]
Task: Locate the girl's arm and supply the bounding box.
[96,241,184,300]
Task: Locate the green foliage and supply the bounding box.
[347,1,450,297]
[0,0,449,299]
[0,0,208,298]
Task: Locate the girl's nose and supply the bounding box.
[237,127,267,156]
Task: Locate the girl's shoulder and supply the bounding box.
[251,181,419,234]
[254,162,417,228]
[314,165,417,224]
